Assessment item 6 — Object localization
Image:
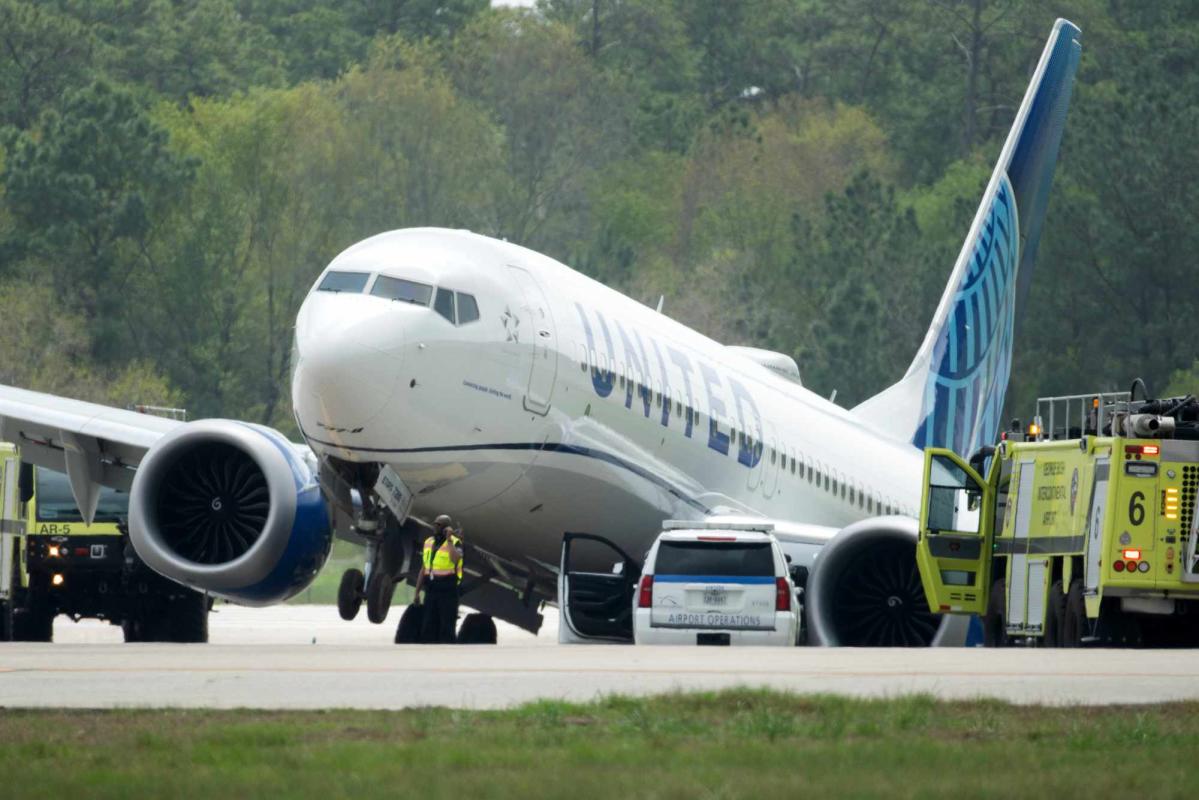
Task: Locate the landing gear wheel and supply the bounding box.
[1061,579,1085,647]
[983,578,1007,647]
[395,603,424,644]
[366,570,395,624]
[338,569,364,621]
[457,612,497,645]
[1043,579,1065,647]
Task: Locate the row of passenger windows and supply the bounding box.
[578,347,911,517]
[317,270,480,326]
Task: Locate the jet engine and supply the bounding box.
[128,420,333,605]
[806,517,969,646]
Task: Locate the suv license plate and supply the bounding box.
[703,587,727,606]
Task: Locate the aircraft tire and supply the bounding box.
[457,612,497,645]
[366,570,394,624]
[394,604,423,644]
[338,569,364,621]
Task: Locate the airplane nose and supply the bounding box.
[292,294,405,432]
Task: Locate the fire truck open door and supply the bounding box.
[917,448,993,616]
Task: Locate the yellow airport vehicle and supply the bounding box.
[917,385,1199,646]
[2,436,208,642]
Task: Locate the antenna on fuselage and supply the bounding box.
[655,295,665,313]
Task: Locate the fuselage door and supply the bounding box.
[558,532,638,643]
[507,266,557,416]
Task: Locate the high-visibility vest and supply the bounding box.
[423,534,463,582]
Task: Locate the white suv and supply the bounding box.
[632,527,800,646]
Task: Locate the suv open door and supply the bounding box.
[558,532,639,643]
[916,448,994,616]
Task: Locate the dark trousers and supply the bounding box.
[421,580,459,643]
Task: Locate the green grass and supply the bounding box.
[3,690,1198,799]
[287,539,413,606]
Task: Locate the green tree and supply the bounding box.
[1,81,194,355]
[0,1,94,129]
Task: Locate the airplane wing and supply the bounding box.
[0,383,183,522]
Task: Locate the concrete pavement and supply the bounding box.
[2,605,1197,709]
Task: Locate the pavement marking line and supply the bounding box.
[4,666,1199,680]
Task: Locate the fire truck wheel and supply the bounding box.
[12,599,53,642]
[121,618,144,642]
[1062,579,1085,647]
[983,578,1007,647]
[0,600,11,641]
[168,591,209,643]
[1043,579,1065,647]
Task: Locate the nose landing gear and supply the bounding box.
[337,568,364,621]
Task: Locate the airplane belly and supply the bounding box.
[427,444,703,574]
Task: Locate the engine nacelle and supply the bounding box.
[806,517,969,647]
[128,420,333,605]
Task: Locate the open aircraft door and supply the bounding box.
[558,533,639,643]
[916,448,993,616]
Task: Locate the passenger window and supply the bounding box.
[434,288,456,323]
[456,293,480,324]
[371,275,433,305]
[317,271,370,293]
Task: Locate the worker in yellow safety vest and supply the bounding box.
[414,514,463,643]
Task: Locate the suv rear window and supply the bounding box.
[654,541,774,577]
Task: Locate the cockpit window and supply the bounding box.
[317,271,370,293]
[457,293,479,324]
[371,276,433,305]
[434,288,456,323]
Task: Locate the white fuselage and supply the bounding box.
[291,228,924,568]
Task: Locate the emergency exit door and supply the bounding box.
[507,266,558,415]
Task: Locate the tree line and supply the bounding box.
[0,0,1196,434]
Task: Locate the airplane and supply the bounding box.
[0,19,1081,646]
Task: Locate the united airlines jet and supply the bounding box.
[0,20,1081,646]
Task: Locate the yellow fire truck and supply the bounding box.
[1,439,208,642]
[917,386,1199,647]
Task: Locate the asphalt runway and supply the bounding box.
[4,605,1199,709]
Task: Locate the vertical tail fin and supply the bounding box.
[853,19,1081,456]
